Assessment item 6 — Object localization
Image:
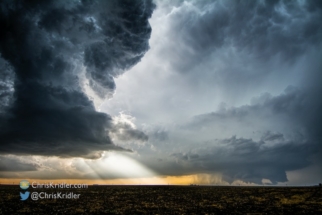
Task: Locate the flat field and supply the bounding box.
[0,185,321,214]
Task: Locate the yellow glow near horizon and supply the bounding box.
[0,154,254,186]
[0,174,222,185]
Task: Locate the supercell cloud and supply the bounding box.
[0,0,154,158]
[0,0,321,185]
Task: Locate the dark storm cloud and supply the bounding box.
[170,152,199,161]
[261,131,284,142]
[110,121,149,143]
[130,84,320,184]
[0,156,38,172]
[169,86,321,184]
[0,56,14,111]
[152,130,169,142]
[0,0,154,158]
[188,85,321,141]
[145,126,169,142]
[171,135,313,184]
[167,0,322,72]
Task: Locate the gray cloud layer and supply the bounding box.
[104,0,322,184]
[0,156,38,172]
[134,86,320,184]
[167,0,322,72]
[0,0,154,158]
[172,86,320,184]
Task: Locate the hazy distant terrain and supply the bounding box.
[1,185,321,214]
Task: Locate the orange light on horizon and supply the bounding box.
[0,174,212,186]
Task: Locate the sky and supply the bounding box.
[0,0,321,186]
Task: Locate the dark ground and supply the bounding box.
[0,185,321,214]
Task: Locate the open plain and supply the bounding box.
[0,185,321,214]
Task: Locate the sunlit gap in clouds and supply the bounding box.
[82,152,167,185]
[0,153,165,185]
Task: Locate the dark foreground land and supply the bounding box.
[0,185,321,214]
